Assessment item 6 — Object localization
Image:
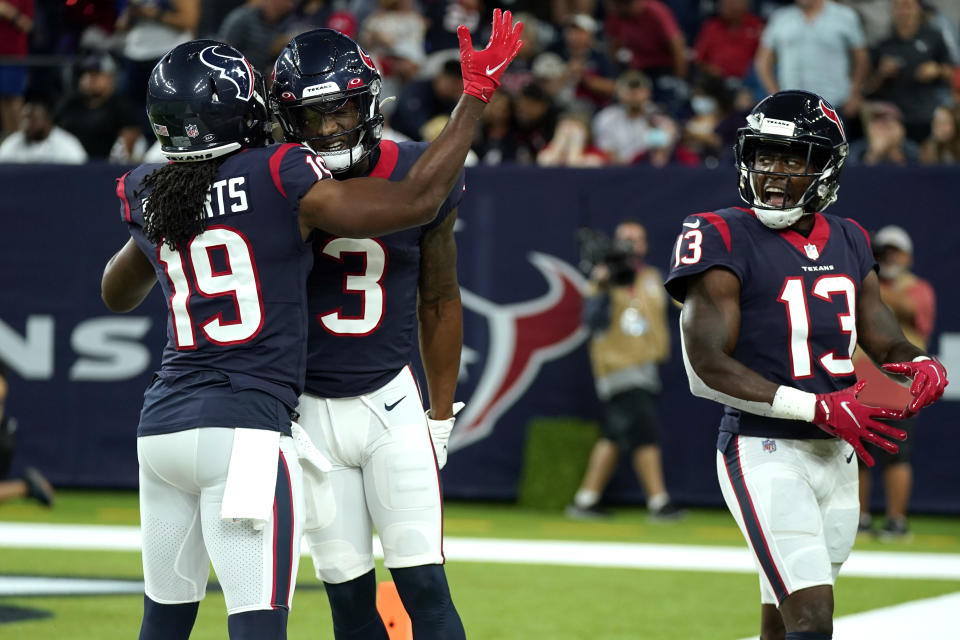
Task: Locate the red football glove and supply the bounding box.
[457,8,523,103]
[813,380,909,467]
[881,356,949,413]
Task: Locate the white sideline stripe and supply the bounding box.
[735,591,960,640]
[0,576,142,596]
[3,522,960,580]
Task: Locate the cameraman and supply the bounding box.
[567,221,685,521]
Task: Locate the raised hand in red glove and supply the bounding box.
[457,8,523,103]
[881,356,949,413]
[813,380,909,467]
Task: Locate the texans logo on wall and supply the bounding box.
[448,244,589,452]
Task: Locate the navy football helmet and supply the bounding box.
[270,29,384,173]
[147,40,269,162]
[735,90,849,229]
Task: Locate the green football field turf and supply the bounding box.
[1,491,959,639]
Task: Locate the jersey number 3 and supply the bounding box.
[159,226,264,349]
[318,237,387,336]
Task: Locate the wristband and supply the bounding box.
[770,386,817,422]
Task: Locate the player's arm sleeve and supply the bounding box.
[663,212,743,303]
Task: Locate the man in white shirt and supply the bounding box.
[0,96,87,164]
[755,0,869,118]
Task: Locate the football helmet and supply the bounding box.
[270,29,384,173]
[735,90,849,229]
[147,40,269,162]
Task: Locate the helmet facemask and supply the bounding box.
[737,134,843,229]
[274,81,384,174]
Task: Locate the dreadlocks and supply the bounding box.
[140,157,228,251]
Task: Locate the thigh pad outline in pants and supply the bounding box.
[717,435,835,606]
[138,430,212,605]
[297,369,442,583]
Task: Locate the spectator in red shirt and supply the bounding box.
[0,0,33,139]
[605,0,687,80]
[694,0,764,79]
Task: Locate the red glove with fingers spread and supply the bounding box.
[457,8,523,103]
[881,356,949,413]
[813,380,909,467]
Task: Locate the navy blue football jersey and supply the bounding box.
[664,207,876,439]
[117,143,330,435]
[303,140,465,397]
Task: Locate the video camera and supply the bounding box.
[576,228,638,286]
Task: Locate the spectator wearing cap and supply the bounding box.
[852,225,936,540]
[865,0,954,143]
[592,70,676,166]
[54,54,144,161]
[390,58,462,141]
[218,0,298,74]
[693,0,764,79]
[512,82,559,164]
[920,104,960,164]
[848,101,921,165]
[605,0,688,81]
[360,0,426,88]
[531,52,574,109]
[0,0,33,139]
[755,0,868,120]
[551,13,618,109]
[0,92,87,163]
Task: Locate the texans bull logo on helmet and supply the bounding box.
[198,45,255,102]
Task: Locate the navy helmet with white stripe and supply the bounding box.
[269,29,384,173]
[735,90,849,227]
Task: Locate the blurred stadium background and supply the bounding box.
[1,0,959,638]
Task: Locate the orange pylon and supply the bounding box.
[376,580,412,640]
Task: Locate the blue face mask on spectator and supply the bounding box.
[646,127,671,149]
[691,95,718,116]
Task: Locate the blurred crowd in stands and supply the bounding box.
[1,0,960,168]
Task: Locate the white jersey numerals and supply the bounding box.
[777,275,856,378]
[158,226,264,349]
[674,229,703,266]
[318,237,387,336]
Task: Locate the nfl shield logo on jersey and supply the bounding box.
[804,243,819,260]
[762,439,777,453]
[185,124,199,138]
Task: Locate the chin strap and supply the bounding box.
[753,206,806,229]
[318,140,366,172]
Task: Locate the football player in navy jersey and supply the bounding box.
[266,23,507,640]
[664,90,948,640]
[100,14,522,640]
